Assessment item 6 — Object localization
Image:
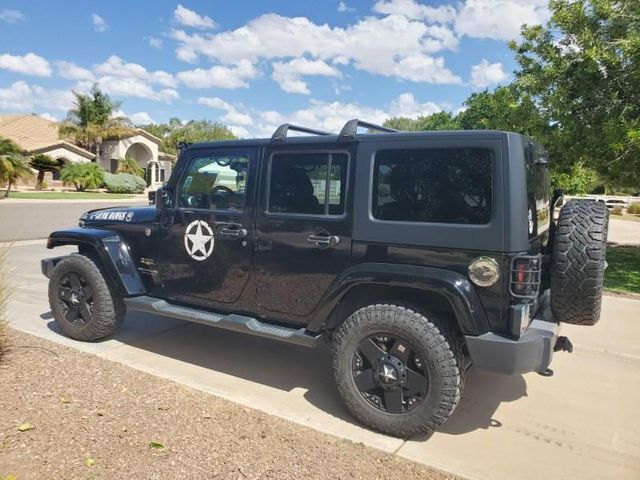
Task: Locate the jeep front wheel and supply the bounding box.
[48,253,125,341]
[332,304,464,438]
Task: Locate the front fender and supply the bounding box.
[307,263,490,335]
[45,227,145,296]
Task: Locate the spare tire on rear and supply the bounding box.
[550,200,609,326]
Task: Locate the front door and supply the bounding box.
[255,147,353,323]
[155,149,256,308]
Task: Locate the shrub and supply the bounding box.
[611,206,624,215]
[60,162,105,191]
[628,203,640,215]
[117,157,145,178]
[104,172,146,194]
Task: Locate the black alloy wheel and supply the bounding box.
[352,334,428,414]
[58,271,94,325]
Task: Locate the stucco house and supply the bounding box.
[0,113,173,187]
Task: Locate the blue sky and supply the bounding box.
[0,0,549,137]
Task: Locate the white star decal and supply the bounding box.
[184,220,214,261]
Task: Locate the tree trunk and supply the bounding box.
[4,181,12,198]
[36,170,45,191]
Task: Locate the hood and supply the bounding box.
[81,206,158,226]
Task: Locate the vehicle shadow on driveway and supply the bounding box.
[44,311,527,438]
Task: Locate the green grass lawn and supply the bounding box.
[6,192,134,200]
[605,245,640,294]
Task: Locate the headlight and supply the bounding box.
[78,211,88,227]
[468,256,500,287]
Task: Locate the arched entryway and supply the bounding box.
[125,142,155,186]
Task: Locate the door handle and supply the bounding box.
[307,234,340,247]
[220,227,248,238]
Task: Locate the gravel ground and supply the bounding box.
[0,329,456,480]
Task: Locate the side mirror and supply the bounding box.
[156,187,174,211]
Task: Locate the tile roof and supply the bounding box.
[0,113,94,159]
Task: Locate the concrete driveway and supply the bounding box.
[4,241,640,480]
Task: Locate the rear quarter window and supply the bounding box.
[372,147,493,224]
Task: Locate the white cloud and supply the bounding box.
[272,58,341,95]
[177,60,258,89]
[198,97,253,126]
[203,92,450,138]
[337,2,355,13]
[0,81,73,111]
[91,14,109,32]
[171,13,461,87]
[77,77,179,103]
[174,4,215,29]
[127,111,155,125]
[470,59,509,87]
[454,0,549,41]
[39,112,59,121]
[94,55,177,87]
[55,61,95,81]
[391,55,462,83]
[389,92,443,118]
[0,52,52,77]
[0,9,24,23]
[372,0,456,23]
[147,37,163,49]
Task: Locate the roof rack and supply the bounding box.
[338,119,398,141]
[271,123,333,143]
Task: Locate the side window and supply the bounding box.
[372,148,493,224]
[268,152,348,216]
[179,154,249,211]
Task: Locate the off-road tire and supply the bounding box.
[550,200,609,326]
[332,304,464,438]
[49,253,126,341]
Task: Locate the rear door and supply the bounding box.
[254,146,354,323]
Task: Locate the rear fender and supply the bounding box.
[307,263,490,335]
[45,227,145,296]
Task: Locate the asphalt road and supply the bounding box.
[5,241,640,480]
[0,200,146,242]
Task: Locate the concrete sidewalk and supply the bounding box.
[5,242,640,480]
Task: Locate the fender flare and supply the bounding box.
[45,227,145,296]
[306,262,490,335]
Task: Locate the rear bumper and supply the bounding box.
[464,290,559,375]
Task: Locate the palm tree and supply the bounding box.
[59,163,105,192]
[0,137,34,198]
[58,85,134,154]
[29,154,64,190]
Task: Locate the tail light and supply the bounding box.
[510,255,542,299]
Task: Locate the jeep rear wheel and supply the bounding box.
[332,304,464,438]
[551,200,609,326]
[49,254,125,341]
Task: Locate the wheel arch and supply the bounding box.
[45,227,145,297]
[307,263,490,336]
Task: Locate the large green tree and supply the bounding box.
[384,111,460,131]
[510,0,640,188]
[59,85,134,154]
[141,118,236,154]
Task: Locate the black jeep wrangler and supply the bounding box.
[42,120,609,437]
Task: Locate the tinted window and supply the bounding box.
[179,155,249,210]
[268,152,348,216]
[373,148,492,224]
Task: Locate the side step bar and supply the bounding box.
[125,296,322,348]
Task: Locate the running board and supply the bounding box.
[125,296,321,348]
